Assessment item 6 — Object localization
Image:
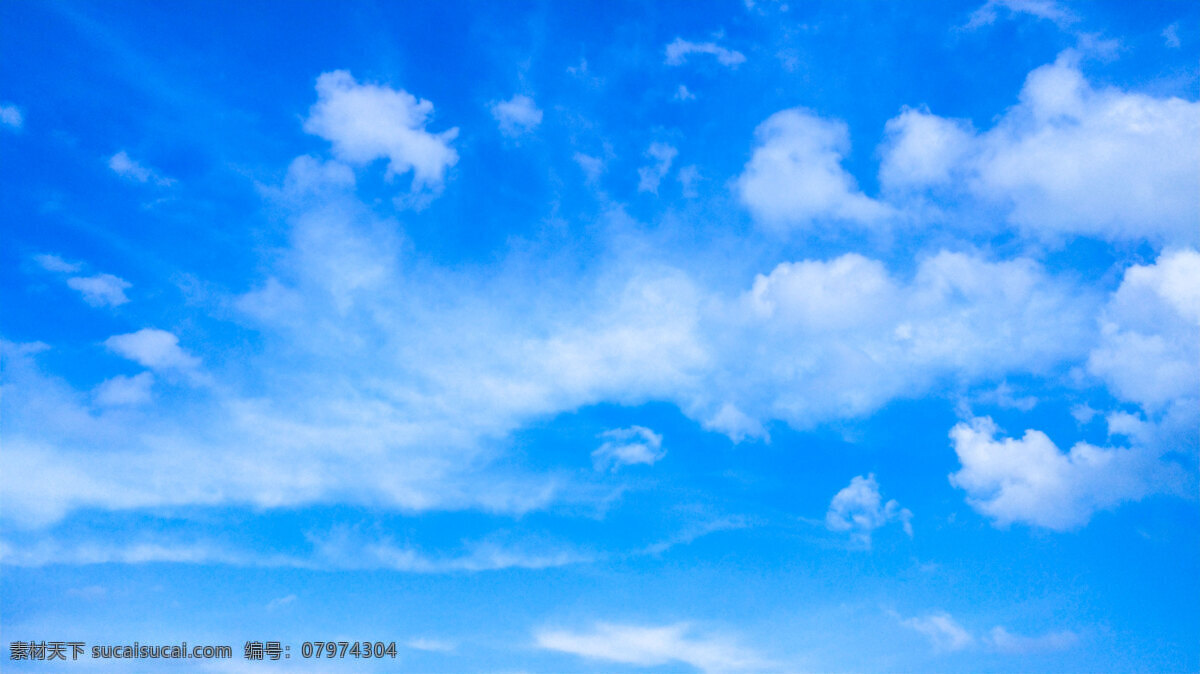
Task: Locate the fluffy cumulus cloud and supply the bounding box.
[104,329,201,373]
[880,53,1200,245]
[664,38,746,67]
[879,107,975,191]
[304,70,458,193]
[737,109,892,228]
[592,426,666,471]
[948,417,1178,530]
[108,151,174,186]
[947,250,1198,531]
[825,474,912,547]
[536,622,766,673]
[703,250,1095,433]
[1087,249,1200,412]
[637,142,677,194]
[491,94,543,136]
[93,372,154,407]
[65,273,131,307]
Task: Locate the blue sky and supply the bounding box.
[2,1,1198,671]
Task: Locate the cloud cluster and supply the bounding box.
[4,53,1194,541]
[880,53,1200,245]
[741,53,1198,248]
[3,225,1103,528]
[948,249,1198,530]
[948,417,1174,530]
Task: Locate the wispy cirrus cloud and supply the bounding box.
[536,621,768,673]
[665,38,746,67]
[109,150,175,186]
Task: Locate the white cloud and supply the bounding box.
[1,103,22,129]
[66,273,131,307]
[536,622,766,673]
[677,165,701,198]
[2,237,1100,527]
[573,152,604,184]
[1162,23,1181,49]
[34,253,82,273]
[104,329,201,373]
[972,381,1037,411]
[880,53,1200,245]
[675,84,696,101]
[0,525,588,573]
[1070,404,1099,425]
[265,594,297,610]
[303,70,458,193]
[405,638,455,653]
[736,108,892,228]
[66,585,107,599]
[965,0,1075,29]
[308,527,591,572]
[592,426,665,471]
[1087,249,1200,411]
[491,94,543,136]
[986,626,1078,654]
[701,403,766,443]
[899,611,974,652]
[93,372,154,407]
[637,142,677,194]
[0,539,266,566]
[948,417,1174,530]
[826,474,912,547]
[879,107,974,191]
[664,38,746,67]
[711,250,1095,431]
[108,151,174,186]
[950,252,1197,534]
